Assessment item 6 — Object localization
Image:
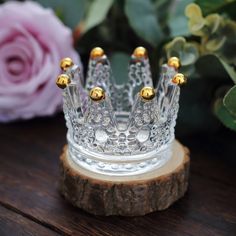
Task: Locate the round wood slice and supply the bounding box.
[59,140,190,216]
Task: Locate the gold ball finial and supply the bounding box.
[172,73,186,85]
[90,47,104,59]
[60,57,74,71]
[89,87,105,102]
[168,57,181,70]
[133,46,147,58]
[56,74,71,89]
[140,87,155,101]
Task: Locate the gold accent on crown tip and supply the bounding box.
[133,46,147,58]
[90,87,105,101]
[172,73,186,85]
[56,74,71,89]
[60,57,74,71]
[90,47,104,59]
[140,87,155,101]
[168,57,181,70]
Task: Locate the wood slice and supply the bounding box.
[59,140,190,216]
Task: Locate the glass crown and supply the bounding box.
[56,47,185,176]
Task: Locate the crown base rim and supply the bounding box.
[67,134,173,176]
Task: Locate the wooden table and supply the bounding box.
[0,114,236,236]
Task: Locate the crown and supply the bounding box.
[56,47,186,176]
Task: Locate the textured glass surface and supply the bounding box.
[61,54,181,176]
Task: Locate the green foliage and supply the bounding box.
[82,0,114,33]
[165,37,199,75]
[168,0,194,37]
[214,98,236,131]
[124,0,163,47]
[223,85,236,117]
[185,3,236,65]
[36,0,87,28]
[178,0,236,130]
[218,58,236,83]
[195,0,236,15]
[34,0,236,133]
[110,52,130,85]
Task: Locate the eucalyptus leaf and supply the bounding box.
[223,85,236,117]
[83,0,114,33]
[36,0,87,28]
[125,0,163,47]
[168,0,193,37]
[185,3,205,36]
[218,57,236,83]
[195,0,236,15]
[165,37,199,66]
[110,52,130,85]
[205,36,226,52]
[205,14,221,34]
[214,98,236,131]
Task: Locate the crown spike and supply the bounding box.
[167,57,181,70]
[90,47,105,59]
[56,74,71,89]
[84,88,118,151]
[122,47,153,111]
[89,87,105,102]
[172,73,186,85]
[60,57,74,71]
[85,48,116,108]
[140,87,155,101]
[133,46,147,58]
[126,89,159,150]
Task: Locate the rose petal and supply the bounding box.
[0,1,81,122]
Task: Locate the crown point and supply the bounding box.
[133,46,147,58]
[56,74,71,89]
[89,87,105,101]
[90,47,104,59]
[60,57,74,71]
[140,87,155,101]
[167,57,181,70]
[172,73,186,85]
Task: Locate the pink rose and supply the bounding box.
[0,1,81,122]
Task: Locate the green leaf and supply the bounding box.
[37,0,87,28]
[185,3,205,36]
[218,57,236,83]
[125,0,163,47]
[214,98,236,131]
[83,0,114,33]
[205,36,226,51]
[168,0,193,37]
[223,85,236,117]
[165,37,199,66]
[110,52,130,85]
[195,0,236,15]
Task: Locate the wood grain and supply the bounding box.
[0,114,236,236]
[60,142,189,216]
[0,205,59,236]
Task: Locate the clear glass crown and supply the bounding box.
[56,47,185,176]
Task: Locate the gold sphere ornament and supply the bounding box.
[133,46,147,58]
[140,87,155,101]
[60,57,74,71]
[90,47,104,59]
[168,57,181,70]
[89,87,105,102]
[172,73,186,85]
[56,74,71,89]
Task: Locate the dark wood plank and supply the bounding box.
[0,114,236,236]
[0,205,60,236]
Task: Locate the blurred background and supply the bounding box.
[1,0,236,137]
